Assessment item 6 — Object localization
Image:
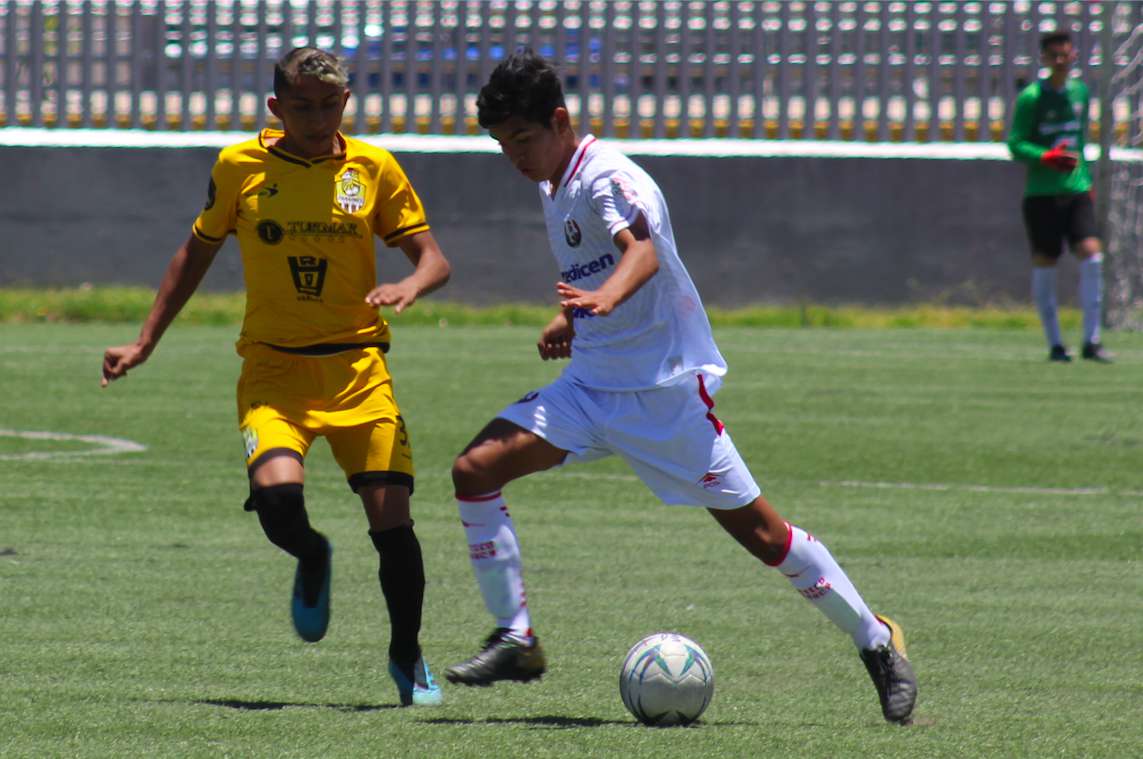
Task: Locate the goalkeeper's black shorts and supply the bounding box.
[1021,191,1098,259]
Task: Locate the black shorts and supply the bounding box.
[1021,192,1099,258]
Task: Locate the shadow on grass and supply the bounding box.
[196,698,397,713]
[421,715,754,729]
[422,715,627,729]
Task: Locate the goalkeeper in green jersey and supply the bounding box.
[1008,30,1112,363]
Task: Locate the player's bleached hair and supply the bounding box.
[274,47,348,97]
[1040,30,1072,51]
[477,48,566,129]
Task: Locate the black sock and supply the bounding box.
[252,483,327,565]
[369,524,425,665]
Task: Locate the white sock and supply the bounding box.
[1032,266,1063,348]
[457,492,532,641]
[773,524,889,650]
[1079,254,1103,345]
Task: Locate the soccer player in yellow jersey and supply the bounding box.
[101,47,451,707]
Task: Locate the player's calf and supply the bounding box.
[249,483,332,642]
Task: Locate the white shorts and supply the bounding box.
[496,372,761,509]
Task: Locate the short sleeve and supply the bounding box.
[373,155,430,246]
[588,171,644,237]
[192,154,240,243]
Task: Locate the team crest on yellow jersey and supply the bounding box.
[336,168,367,213]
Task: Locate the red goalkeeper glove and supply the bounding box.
[1040,147,1078,172]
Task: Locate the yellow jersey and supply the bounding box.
[192,129,430,352]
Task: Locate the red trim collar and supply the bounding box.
[561,135,597,188]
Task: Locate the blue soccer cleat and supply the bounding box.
[388,655,444,707]
[291,540,332,643]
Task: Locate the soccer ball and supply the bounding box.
[619,632,714,726]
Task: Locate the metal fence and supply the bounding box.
[1,0,1141,141]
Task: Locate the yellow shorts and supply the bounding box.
[236,343,414,493]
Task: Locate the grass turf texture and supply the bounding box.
[2,323,1140,758]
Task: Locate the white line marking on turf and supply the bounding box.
[551,472,1143,497]
[821,479,1143,498]
[0,429,147,461]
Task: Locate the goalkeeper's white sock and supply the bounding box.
[457,492,532,642]
[1032,266,1063,348]
[774,524,890,650]
[1079,253,1103,345]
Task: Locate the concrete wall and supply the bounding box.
[1,145,1068,306]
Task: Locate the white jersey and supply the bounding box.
[538,135,727,391]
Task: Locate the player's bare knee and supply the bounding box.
[452,453,493,496]
[751,521,789,559]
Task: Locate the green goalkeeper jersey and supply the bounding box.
[1007,77,1093,196]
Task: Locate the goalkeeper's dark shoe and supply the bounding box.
[444,628,547,686]
[1049,344,1072,362]
[1082,342,1114,363]
[388,655,443,707]
[291,539,332,643]
[860,614,918,724]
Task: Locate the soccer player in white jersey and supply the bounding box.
[443,49,917,724]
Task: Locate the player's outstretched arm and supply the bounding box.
[366,231,451,314]
[101,233,221,387]
[556,213,659,317]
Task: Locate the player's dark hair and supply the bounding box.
[1040,31,1072,51]
[477,48,566,129]
[274,47,348,97]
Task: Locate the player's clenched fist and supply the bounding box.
[101,342,150,387]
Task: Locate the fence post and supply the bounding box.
[1096,0,1117,331]
[752,0,765,139]
[31,0,44,127]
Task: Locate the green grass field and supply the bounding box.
[2,323,1140,758]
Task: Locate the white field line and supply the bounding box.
[821,479,1143,498]
[0,345,234,358]
[551,470,1143,497]
[0,429,147,461]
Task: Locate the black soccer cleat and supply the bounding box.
[444,628,547,686]
[860,614,918,725]
[1048,344,1072,363]
[1081,342,1114,363]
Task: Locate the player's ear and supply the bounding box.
[267,96,282,120]
[551,107,572,134]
